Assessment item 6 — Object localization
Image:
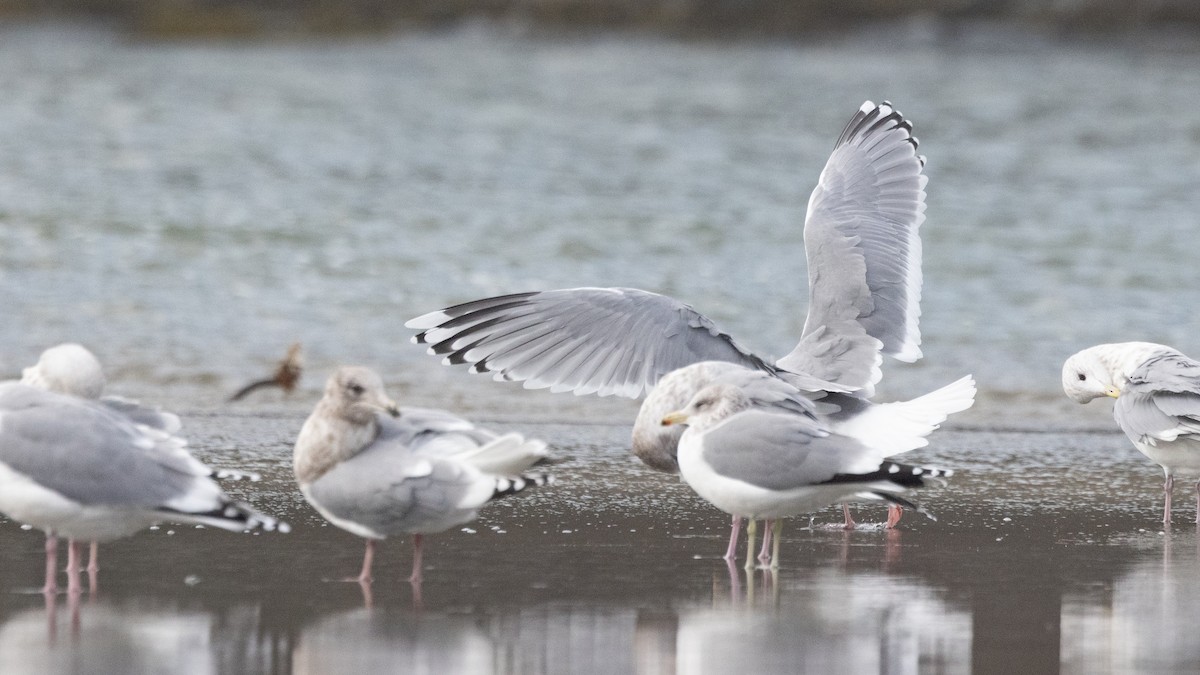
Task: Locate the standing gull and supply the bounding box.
[661,383,951,568]
[17,343,255,583]
[1063,342,1200,525]
[0,382,287,594]
[406,101,975,533]
[293,366,552,583]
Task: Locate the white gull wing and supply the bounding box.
[1114,351,1200,445]
[778,101,928,396]
[406,287,777,399]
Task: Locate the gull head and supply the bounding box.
[21,343,106,399]
[324,366,400,423]
[1062,342,1171,403]
[661,383,751,431]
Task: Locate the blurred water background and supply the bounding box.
[1,9,1200,674]
[2,13,1199,430]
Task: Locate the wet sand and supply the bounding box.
[1,412,1197,673]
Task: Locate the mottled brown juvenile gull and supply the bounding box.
[1063,342,1200,525]
[294,366,552,583]
[661,383,951,568]
[0,382,287,594]
[407,101,975,531]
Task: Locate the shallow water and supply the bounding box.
[1,419,1199,673]
[1,22,1199,425]
[2,19,1200,674]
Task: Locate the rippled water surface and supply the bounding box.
[2,21,1200,674]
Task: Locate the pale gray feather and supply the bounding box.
[1115,352,1200,444]
[305,431,487,536]
[0,383,283,534]
[407,288,774,399]
[778,101,927,394]
[0,385,207,507]
[697,409,874,492]
[100,395,183,434]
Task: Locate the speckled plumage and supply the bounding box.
[293,366,552,582]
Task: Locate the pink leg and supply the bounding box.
[358,578,374,609]
[357,539,376,583]
[1164,473,1174,526]
[65,540,83,595]
[842,504,856,530]
[724,515,742,562]
[43,534,58,595]
[886,505,904,529]
[409,534,424,583]
[87,541,99,596]
[757,519,773,565]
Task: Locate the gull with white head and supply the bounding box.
[1063,342,1200,525]
[16,342,258,587]
[294,366,552,584]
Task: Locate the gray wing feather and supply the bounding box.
[778,101,927,395]
[1116,353,1200,443]
[407,288,774,399]
[378,409,497,456]
[308,437,486,535]
[101,395,183,433]
[697,409,878,492]
[0,386,208,507]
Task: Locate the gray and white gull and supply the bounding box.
[15,342,260,586]
[293,366,552,583]
[0,380,287,594]
[1064,342,1200,525]
[406,101,974,542]
[661,383,951,568]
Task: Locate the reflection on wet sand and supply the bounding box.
[289,561,971,674]
[1062,529,1200,673]
[0,599,219,674]
[294,609,494,673]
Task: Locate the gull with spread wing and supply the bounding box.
[407,101,974,548]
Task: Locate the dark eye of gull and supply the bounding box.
[1077,373,1086,382]
[348,383,366,396]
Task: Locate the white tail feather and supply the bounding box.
[832,375,976,457]
[453,433,549,475]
